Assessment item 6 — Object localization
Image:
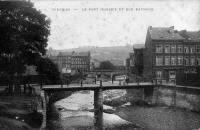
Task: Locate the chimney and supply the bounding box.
[149,26,152,30]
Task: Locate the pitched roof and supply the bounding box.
[58,52,72,56]
[48,56,57,61]
[58,51,90,57]
[72,52,90,57]
[149,26,184,40]
[179,30,200,41]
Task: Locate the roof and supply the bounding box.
[48,56,57,60]
[72,52,90,57]
[149,26,184,40]
[58,51,90,57]
[179,30,200,41]
[46,48,59,57]
[58,52,72,56]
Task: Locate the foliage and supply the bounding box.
[0,1,50,86]
[99,61,115,70]
[36,58,61,84]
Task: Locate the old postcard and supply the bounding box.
[0,0,200,130]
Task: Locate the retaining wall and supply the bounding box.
[157,85,200,112]
[127,85,200,112]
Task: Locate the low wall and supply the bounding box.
[126,88,144,104]
[157,85,200,112]
[127,85,200,112]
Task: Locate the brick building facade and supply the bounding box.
[143,26,200,85]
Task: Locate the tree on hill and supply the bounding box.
[99,61,115,70]
[36,58,61,85]
[0,1,50,92]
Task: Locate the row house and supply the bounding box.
[143,26,200,85]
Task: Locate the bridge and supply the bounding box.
[41,81,154,130]
[42,82,153,91]
[41,81,200,130]
[85,69,126,76]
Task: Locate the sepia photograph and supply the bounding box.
[0,0,200,129]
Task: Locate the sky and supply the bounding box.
[33,0,200,50]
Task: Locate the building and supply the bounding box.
[56,51,90,73]
[129,52,134,73]
[126,44,144,75]
[125,57,130,73]
[143,26,200,85]
[133,44,145,76]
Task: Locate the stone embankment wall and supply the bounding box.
[127,85,200,112]
[156,86,200,112]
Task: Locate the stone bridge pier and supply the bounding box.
[94,84,103,130]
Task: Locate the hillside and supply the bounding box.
[47,45,133,62]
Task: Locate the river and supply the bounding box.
[48,90,139,130]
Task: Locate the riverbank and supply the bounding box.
[116,106,200,130]
[103,89,200,130]
[0,86,43,129]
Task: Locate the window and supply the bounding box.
[165,56,170,66]
[177,45,183,53]
[177,56,183,65]
[190,46,195,53]
[165,45,170,53]
[190,57,195,66]
[184,46,189,53]
[156,45,163,53]
[197,57,200,65]
[156,71,162,79]
[156,56,163,66]
[184,57,189,66]
[197,45,200,53]
[169,71,176,79]
[171,56,176,65]
[171,45,176,53]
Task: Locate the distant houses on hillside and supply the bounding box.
[47,46,130,73]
